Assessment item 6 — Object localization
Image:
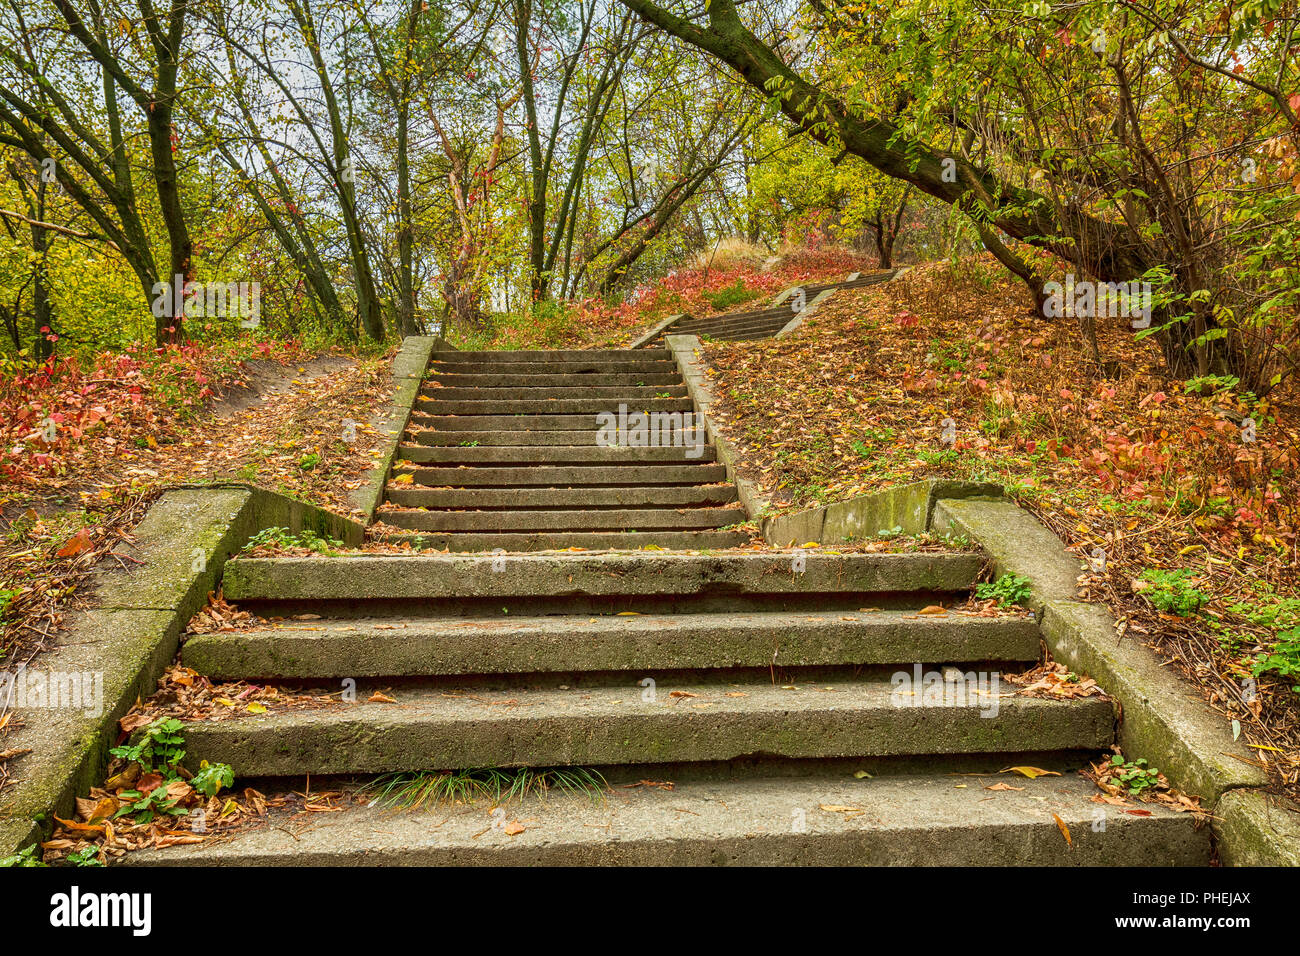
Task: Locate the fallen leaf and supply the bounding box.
[1052,812,1073,848]
[56,529,93,558]
[1003,766,1060,779]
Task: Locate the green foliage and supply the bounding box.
[702,279,762,311]
[1251,627,1300,693]
[241,526,344,555]
[64,846,105,867]
[113,785,190,825]
[0,845,45,867]
[192,761,236,798]
[1137,569,1209,616]
[975,573,1032,608]
[1110,755,1161,796]
[109,717,186,774]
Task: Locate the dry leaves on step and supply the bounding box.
[1004,661,1104,700]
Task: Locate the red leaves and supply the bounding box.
[55,529,94,559]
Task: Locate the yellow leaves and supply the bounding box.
[368,691,397,703]
[391,473,414,484]
[245,702,267,714]
[1052,813,1073,848]
[1002,766,1060,779]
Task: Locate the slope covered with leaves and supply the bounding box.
[0,339,394,680]
[704,255,1300,800]
[457,245,871,351]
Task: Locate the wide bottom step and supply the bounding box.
[122,771,1208,866]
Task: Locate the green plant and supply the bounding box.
[361,767,608,811]
[113,785,189,825]
[241,526,343,555]
[0,845,45,867]
[298,452,322,471]
[1137,568,1209,616]
[1251,626,1300,693]
[703,279,762,310]
[975,572,1033,608]
[64,846,105,867]
[192,761,235,798]
[1109,755,1161,796]
[109,717,186,773]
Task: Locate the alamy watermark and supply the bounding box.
[1,666,104,717]
[890,664,1001,718]
[151,275,261,328]
[1043,274,1152,329]
[596,403,706,459]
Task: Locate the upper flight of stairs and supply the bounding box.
[133,550,1211,866]
[373,348,750,552]
[636,269,898,348]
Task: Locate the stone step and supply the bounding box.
[396,445,714,465]
[371,530,753,552]
[415,398,695,415]
[431,349,669,362]
[408,429,623,447]
[713,328,789,342]
[375,505,747,533]
[429,360,678,375]
[176,677,1114,777]
[409,414,625,431]
[420,385,689,400]
[121,771,1208,867]
[383,485,739,509]
[393,463,730,486]
[698,320,791,339]
[428,372,683,387]
[183,609,1041,680]
[222,552,985,603]
[676,309,793,331]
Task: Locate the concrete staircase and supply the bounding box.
[635,270,898,348]
[374,349,750,552]
[136,550,1211,866]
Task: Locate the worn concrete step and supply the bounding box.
[431,349,668,362]
[122,771,1207,867]
[222,552,984,602]
[428,372,683,387]
[684,319,788,338]
[420,385,689,401]
[409,429,618,447]
[370,530,752,552]
[841,272,897,288]
[410,414,624,431]
[677,310,793,331]
[176,678,1114,776]
[375,506,748,533]
[416,398,695,415]
[713,329,788,342]
[429,360,678,375]
[183,609,1041,680]
[396,445,714,465]
[393,464,729,486]
[383,485,739,509]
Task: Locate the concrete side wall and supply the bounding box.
[0,487,364,856]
